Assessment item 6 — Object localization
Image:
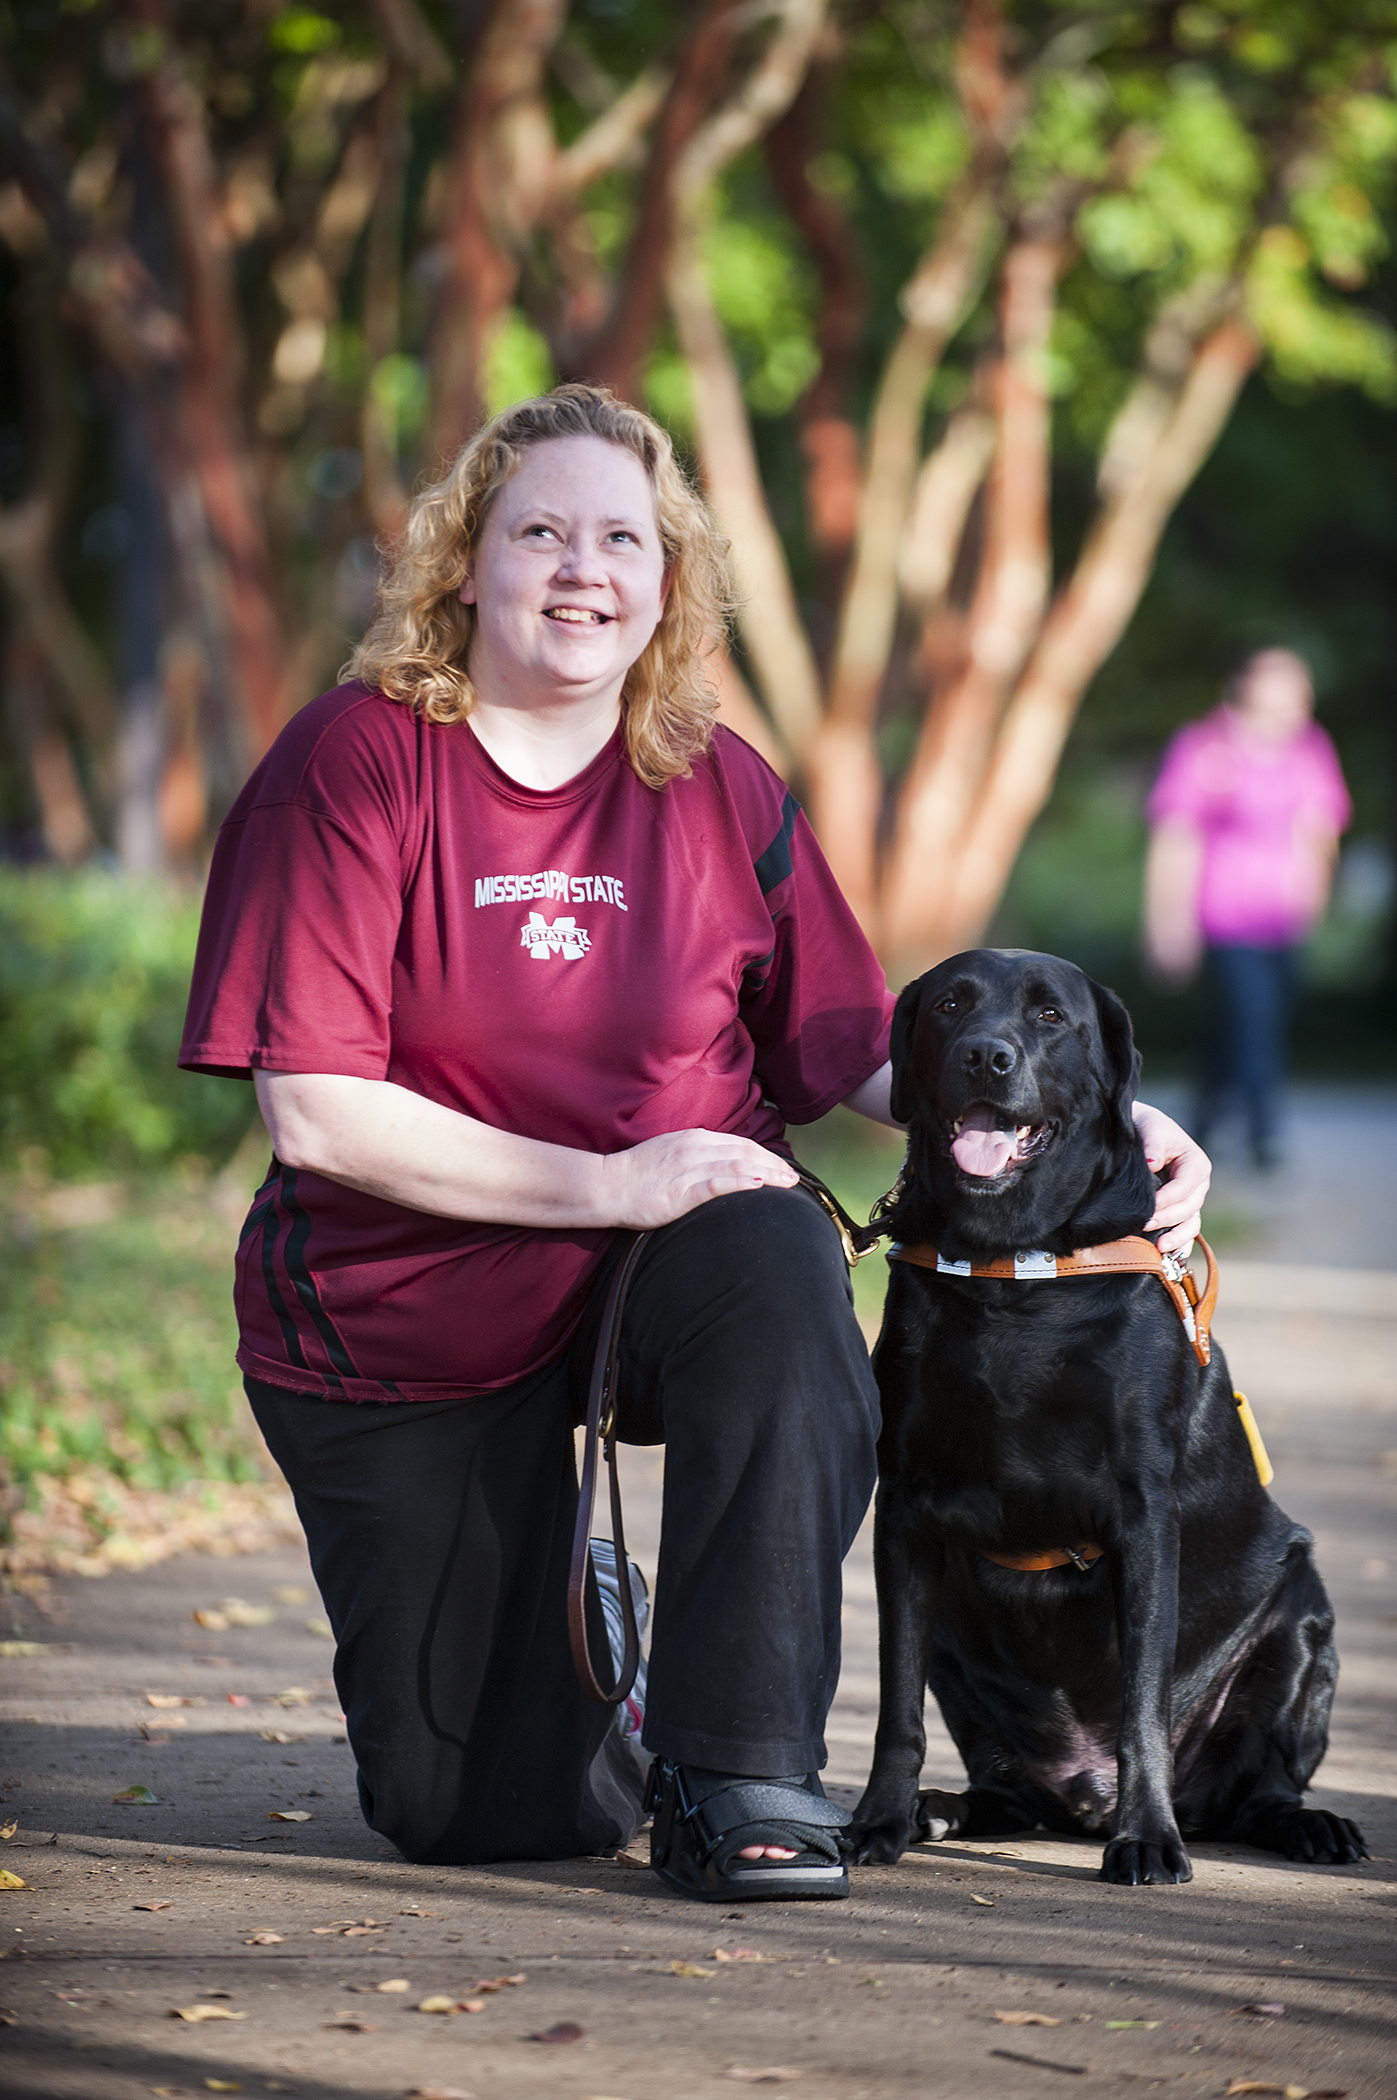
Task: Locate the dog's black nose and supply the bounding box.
[961,1035,1019,1077]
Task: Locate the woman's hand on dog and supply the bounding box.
[1133,1101,1211,1254]
[598,1129,800,1228]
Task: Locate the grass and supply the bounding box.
[0,1168,257,1500]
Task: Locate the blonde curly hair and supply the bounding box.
[347,385,732,788]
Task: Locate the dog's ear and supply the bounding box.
[888,977,926,1126]
[1062,976,1154,1245]
[1090,977,1141,1144]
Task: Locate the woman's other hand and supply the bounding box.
[1133,1099,1211,1255]
[600,1129,798,1229]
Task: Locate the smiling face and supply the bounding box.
[889,949,1155,1257]
[458,434,670,715]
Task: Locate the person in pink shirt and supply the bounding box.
[1145,648,1352,1167]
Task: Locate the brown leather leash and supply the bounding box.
[566,1168,876,1705]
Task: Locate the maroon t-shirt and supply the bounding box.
[181,684,893,1402]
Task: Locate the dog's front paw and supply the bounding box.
[1262,1805,1369,1865]
[1100,1829,1192,1886]
[844,1815,916,1865]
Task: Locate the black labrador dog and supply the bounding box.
[849,948,1366,1885]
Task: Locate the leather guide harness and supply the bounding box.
[887,1231,1274,1569]
[568,1183,1268,1694]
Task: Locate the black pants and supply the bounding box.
[247,1186,880,1865]
[1197,942,1295,1151]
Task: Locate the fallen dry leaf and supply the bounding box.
[259,1731,306,1746]
[341,1922,383,1935]
[0,1870,29,1891]
[1232,2002,1287,2018]
[273,1585,310,1604]
[1105,2019,1159,2030]
[0,1641,46,1657]
[531,2021,584,2044]
[145,1694,195,1709]
[471,1974,526,1991]
[133,1901,173,1912]
[326,2016,379,2032]
[671,1960,715,1978]
[306,1616,334,1638]
[205,2084,242,2094]
[1223,2086,1312,2099]
[112,1786,160,1805]
[610,1847,649,1869]
[219,1599,275,1628]
[995,2011,1063,2026]
[0,1820,15,1841]
[268,1810,313,1822]
[169,2003,247,2023]
[276,1685,312,1705]
[725,2070,802,2085]
[225,1694,250,1708]
[376,1978,411,1992]
[244,1931,284,1946]
[714,1948,767,1963]
[398,1907,439,1917]
[417,1995,459,2015]
[192,1609,229,1631]
[969,1892,995,1906]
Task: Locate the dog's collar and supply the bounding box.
[888,1232,1220,1369]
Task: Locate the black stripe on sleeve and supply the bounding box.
[753,790,799,897]
[278,1166,359,1385]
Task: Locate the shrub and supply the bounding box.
[0,869,253,1177]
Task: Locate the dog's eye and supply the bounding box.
[936,997,958,1014]
[1038,1006,1063,1024]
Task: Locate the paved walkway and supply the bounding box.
[1,1091,1393,2098]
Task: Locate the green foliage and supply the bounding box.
[0,872,253,1178]
[705,207,820,416]
[485,310,557,416]
[0,1180,255,1493]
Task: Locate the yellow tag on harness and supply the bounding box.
[1234,1391,1274,1488]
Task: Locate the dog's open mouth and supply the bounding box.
[946,1103,1054,1179]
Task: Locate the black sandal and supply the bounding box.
[645,1759,850,1902]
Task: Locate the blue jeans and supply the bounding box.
[1196,943,1295,1153]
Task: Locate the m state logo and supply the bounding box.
[520,911,591,961]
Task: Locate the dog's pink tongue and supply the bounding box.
[951,1106,1016,1177]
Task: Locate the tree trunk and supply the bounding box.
[575,0,744,403]
[667,228,821,761]
[362,67,412,536]
[803,179,1003,932]
[5,631,96,863]
[882,225,1062,965]
[134,21,290,760]
[765,55,867,611]
[664,0,830,763]
[429,0,570,461]
[928,316,1261,960]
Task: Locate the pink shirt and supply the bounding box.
[1147,708,1351,947]
[180,686,894,1402]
